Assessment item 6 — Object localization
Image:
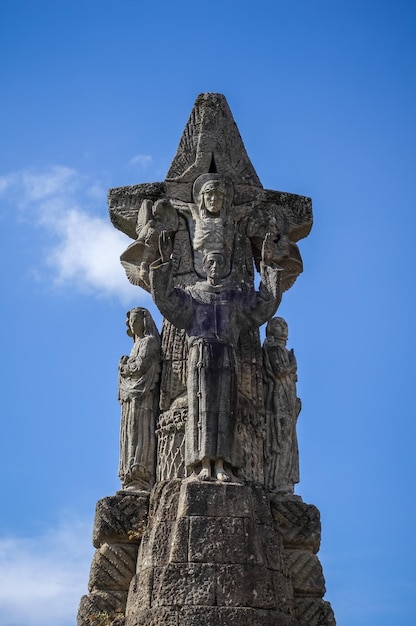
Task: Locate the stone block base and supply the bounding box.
[78,483,336,626]
[127,606,299,626]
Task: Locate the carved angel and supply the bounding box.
[120,198,178,291]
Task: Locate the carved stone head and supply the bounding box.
[126,307,160,340]
[193,173,233,218]
[203,251,228,284]
[266,316,289,343]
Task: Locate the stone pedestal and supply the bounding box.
[78,483,335,625]
[125,480,297,626]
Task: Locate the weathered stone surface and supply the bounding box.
[93,493,149,548]
[263,317,301,495]
[125,606,179,626]
[152,563,217,606]
[177,606,299,626]
[271,498,321,553]
[151,231,282,482]
[109,94,312,241]
[112,94,311,488]
[188,516,247,563]
[272,570,297,615]
[259,521,286,571]
[138,521,175,570]
[118,307,160,491]
[124,481,301,625]
[250,483,277,524]
[126,569,153,611]
[125,606,299,626]
[168,517,189,563]
[109,182,167,240]
[216,564,276,608]
[295,597,336,626]
[284,550,326,597]
[77,590,127,626]
[79,94,336,626]
[177,480,251,518]
[147,479,181,522]
[88,543,139,592]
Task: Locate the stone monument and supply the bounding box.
[77,93,336,626]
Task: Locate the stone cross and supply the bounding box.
[77,93,336,626]
[109,93,312,295]
[108,93,314,487]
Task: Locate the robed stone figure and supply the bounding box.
[150,231,282,482]
[118,307,161,491]
[263,316,301,494]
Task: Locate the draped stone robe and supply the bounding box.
[263,337,301,492]
[118,334,160,489]
[150,260,282,472]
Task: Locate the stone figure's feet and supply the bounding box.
[215,469,231,482]
[198,457,212,481]
[122,481,149,492]
[198,467,212,481]
[214,458,231,482]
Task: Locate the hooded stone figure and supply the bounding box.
[150,231,282,482]
[118,307,161,491]
[263,316,301,494]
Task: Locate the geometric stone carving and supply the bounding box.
[77,590,127,626]
[156,409,187,481]
[269,497,334,625]
[295,598,336,626]
[88,543,139,592]
[284,550,326,597]
[93,492,149,548]
[77,492,149,626]
[271,498,321,553]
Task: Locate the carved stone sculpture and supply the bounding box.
[118,307,160,491]
[150,231,282,481]
[263,316,301,494]
[78,93,335,626]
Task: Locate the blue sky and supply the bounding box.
[1,1,415,624]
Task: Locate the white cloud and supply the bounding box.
[129,154,153,168]
[0,519,94,626]
[0,166,150,304]
[21,165,78,201]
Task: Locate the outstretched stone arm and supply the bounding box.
[247,233,283,328]
[249,263,283,327]
[149,259,193,330]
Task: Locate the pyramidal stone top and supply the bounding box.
[108,92,312,243]
[166,92,262,189]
